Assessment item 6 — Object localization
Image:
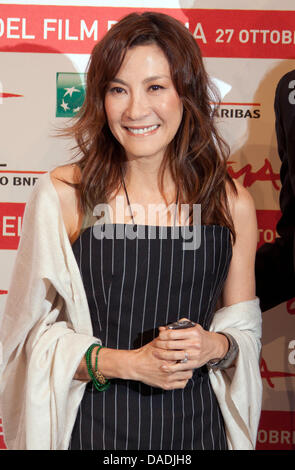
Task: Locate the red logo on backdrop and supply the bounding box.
[227,158,281,190]
[0,202,25,250]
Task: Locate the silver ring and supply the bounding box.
[180,353,189,363]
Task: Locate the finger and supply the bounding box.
[158,326,167,331]
[163,379,190,390]
[153,349,188,362]
[155,338,196,351]
[158,327,198,341]
[173,380,190,390]
[164,358,208,373]
[154,339,186,351]
[164,369,193,382]
[160,358,196,373]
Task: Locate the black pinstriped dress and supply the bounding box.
[69,198,232,450]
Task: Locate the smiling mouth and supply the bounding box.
[124,125,160,135]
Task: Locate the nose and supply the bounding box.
[124,92,150,121]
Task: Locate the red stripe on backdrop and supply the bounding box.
[213,102,261,106]
[0,5,295,58]
[0,170,46,174]
[0,93,23,98]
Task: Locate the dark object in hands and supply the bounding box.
[167,320,196,329]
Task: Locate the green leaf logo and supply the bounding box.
[56,72,86,117]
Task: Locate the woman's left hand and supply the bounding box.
[153,318,229,371]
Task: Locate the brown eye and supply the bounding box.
[149,85,164,91]
[109,87,125,94]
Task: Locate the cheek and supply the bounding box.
[160,96,183,123]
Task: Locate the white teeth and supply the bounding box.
[127,125,159,134]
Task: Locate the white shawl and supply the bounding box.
[0,171,262,450]
[209,298,262,449]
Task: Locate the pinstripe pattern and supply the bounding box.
[69,223,232,450]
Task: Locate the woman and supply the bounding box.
[0,12,262,450]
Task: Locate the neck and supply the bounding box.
[123,157,175,197]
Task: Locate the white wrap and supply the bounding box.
[0,171,262,450]
[0,171,100,450]
[209,298,262,450]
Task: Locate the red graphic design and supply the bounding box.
[227,158,281,190]
[0,92,23,98]
[287,298,295,315]
[0,202,25,250]
[256,411,295,450]
[261,357,295,389]
[0,6,295,58]
[0,290,8,295]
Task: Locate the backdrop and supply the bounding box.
[0,0,295,450]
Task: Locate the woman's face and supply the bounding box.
[104,44,183,163]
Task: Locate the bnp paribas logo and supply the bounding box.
[56,73,86,117]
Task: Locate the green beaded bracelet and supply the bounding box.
[85,343,110,392]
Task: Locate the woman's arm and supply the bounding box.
[221,180,257,307]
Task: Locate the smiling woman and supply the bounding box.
[62,11,237,230]
[0,11,262,451]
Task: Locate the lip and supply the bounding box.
[123,124,160,136]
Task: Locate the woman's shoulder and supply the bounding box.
[49,163,83,242]
[50,162,82,185]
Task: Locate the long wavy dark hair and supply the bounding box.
[61,11,237,240]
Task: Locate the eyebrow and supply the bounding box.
[109,75,170,86]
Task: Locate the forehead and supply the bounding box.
[115,44,171,79]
